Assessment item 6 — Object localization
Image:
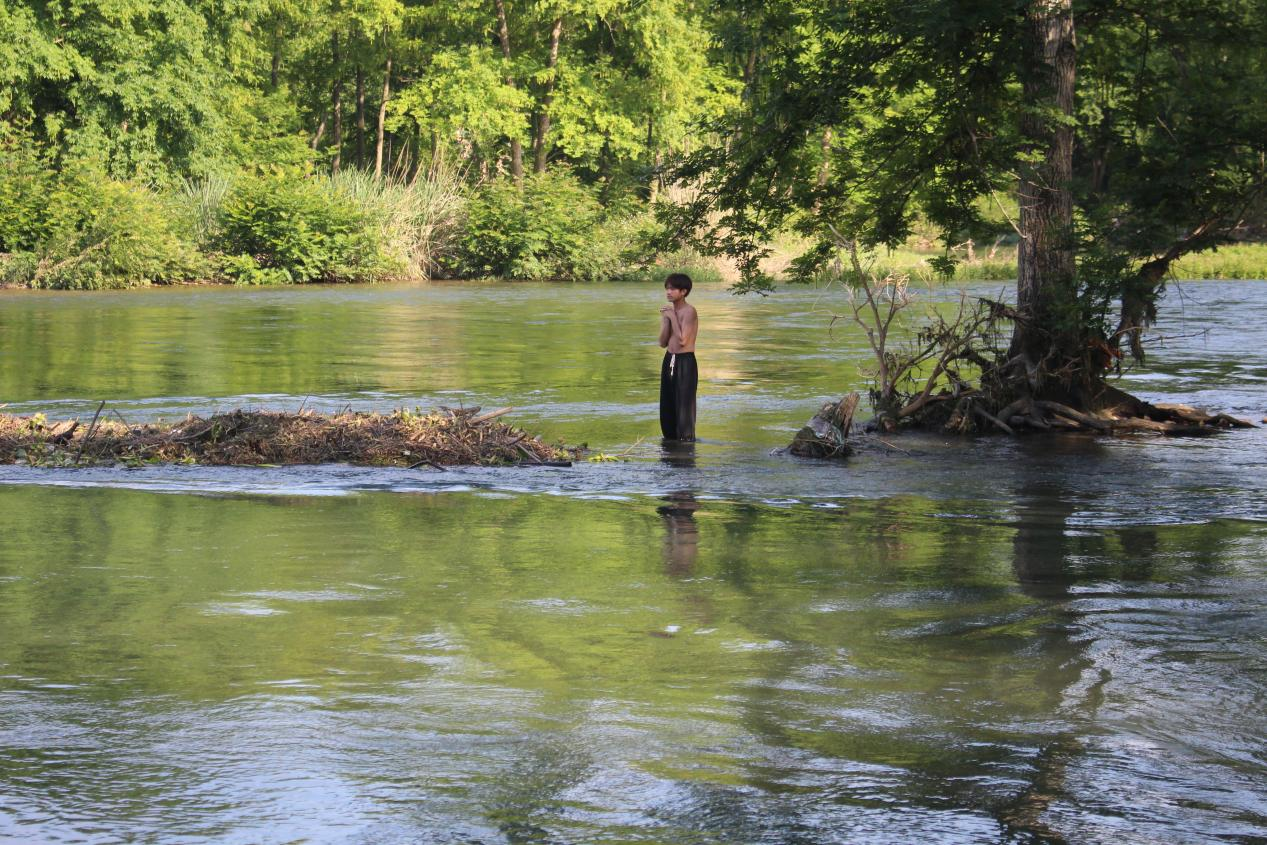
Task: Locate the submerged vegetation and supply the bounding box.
[0,407,577,468]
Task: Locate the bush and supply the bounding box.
[0,252,39,286]
[215,173,399,284]
[452,170,613,280]
[0,132,56,254]
[25,167,203,290]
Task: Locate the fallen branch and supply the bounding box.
[74,401,107,465]
[467,406,514,425]
[970,403,1014,435]
[1034,401,1112,432]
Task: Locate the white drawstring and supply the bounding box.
[669,353,676,376]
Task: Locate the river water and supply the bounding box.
[0,280,1264,844]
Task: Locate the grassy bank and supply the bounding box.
[818,243,1267,284]
[0,135,680,290]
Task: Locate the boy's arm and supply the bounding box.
[658,308,676,347]
[678,308,698,347]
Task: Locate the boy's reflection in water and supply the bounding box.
[658,442,699,577]
[658,491,700,578]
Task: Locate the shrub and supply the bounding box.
[451,169,609,280]
[31,167,203,289]
[0,132,56,254]
[0,252,39,286]
[216,173,398,284]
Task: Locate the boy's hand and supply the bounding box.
[660,305,675,319]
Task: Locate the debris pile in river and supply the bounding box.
[0,406,578,468]
[948,392,1257,436]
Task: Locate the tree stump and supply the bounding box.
[789,393,859,458]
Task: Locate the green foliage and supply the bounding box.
[0,252,39,286]
[219,253,293,286]
[390,45,534,158]
[0,0,762,286]
[0,131,55,253]
[216,174,399,284]
[453,170,614,280]
[175,173,234,249]
[38,168,204,289]
[672,0,1267,362]
[0,164,202,290]
[1171,244,1267,281]
[328,164,466,278]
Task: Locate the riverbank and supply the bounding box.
[3,145,1264,291]
[5,245,1267,291]
[0,407,578,468]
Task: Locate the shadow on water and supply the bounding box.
[994,459,1089,844]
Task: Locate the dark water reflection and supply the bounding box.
[1,281,1265,843]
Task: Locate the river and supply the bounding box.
[0,280,1264,843]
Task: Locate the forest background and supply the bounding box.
[1,0,1264,290]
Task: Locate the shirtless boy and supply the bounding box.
[658,273,699,441]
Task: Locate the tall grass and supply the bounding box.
[176,173,233,249]
[1170,243,1267,280]
[328,158,466,279]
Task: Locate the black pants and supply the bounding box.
[659,351,697,441]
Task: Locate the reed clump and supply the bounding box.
[0,407,576,469]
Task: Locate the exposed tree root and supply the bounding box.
[825,272,1256,440]
[903,384,1255,437]
[0,407,580,468]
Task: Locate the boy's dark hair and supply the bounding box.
[664,273,693,295]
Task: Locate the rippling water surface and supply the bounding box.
[0,280,1264,843]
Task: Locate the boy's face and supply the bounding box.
[664,285,688,303]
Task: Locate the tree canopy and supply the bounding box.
[0,0,740,193]
[673,0,1267,375]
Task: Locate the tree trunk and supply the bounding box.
[495,0,524,184]
[648,115,662,202]
[816,127,833,187]
[331,32,343,174]
[1009,0,1077,382]
[311,115,327,150]
[271,33,281,90]
[532,16,563,174]
[356,64,366,169]
[375,46,392,178]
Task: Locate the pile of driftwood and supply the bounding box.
[944,392,1256,436]
[0,405,576,468]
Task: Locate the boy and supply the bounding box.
[658,273,698,441]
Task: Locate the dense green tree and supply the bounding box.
[672,0,1267,417]
[1,0,736,194]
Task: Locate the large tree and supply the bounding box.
[672,0,1267,425]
